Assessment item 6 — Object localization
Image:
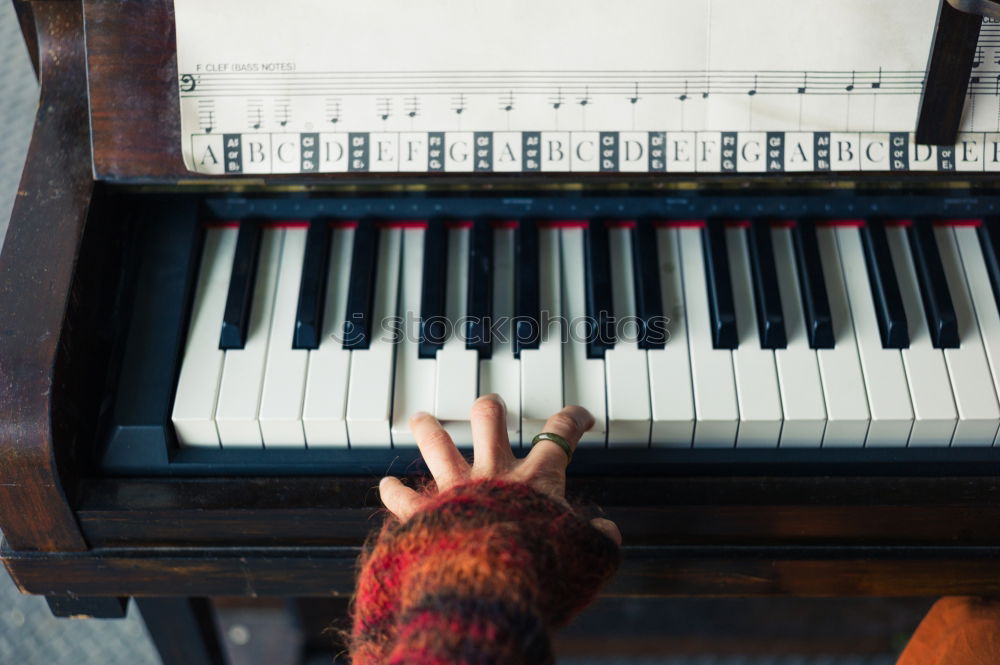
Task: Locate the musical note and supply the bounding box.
[501,90,515,112]
[179,74,198,93]
[550,88,564,110]
[452,93,466,115]
[629,82,640,105]
[248,100,263,130]
[871,67,882,89]
[276,99,291,127]
[678,80,689,102]
[846,71,855,92]
[325,98,342,125]
[197,100,214,133]
[406,96,420,119]
[748,74,758,96]
[797,72,807,94]
[974,46,984,68]
[578,86,591,107]
[377,97,392,121]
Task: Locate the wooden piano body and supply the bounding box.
[3,0,1000,627]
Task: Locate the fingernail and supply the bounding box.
[481,393,506,408]
[569,405,595,430]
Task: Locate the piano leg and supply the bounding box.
[135,598,227,665]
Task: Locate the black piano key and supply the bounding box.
[293,220,332,350]
[859,221,909,349]
[584,220,615,358]
[908,218,959,349]
[418,218,449,359]
[747,220,787,350]
[219,219,263,350]
[702,221,738,350]
[342,220,379,351]
[980,217,1000,314]
[632,220,665,350]
[792,221,835,349]
[514,220,540,357]
[466,218,493,359]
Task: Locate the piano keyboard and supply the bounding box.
[169,215,1000,450]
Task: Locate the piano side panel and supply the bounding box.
[0,0,92,551]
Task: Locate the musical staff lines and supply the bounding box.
[180,68,936,99]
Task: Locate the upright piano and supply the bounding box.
[4,0,1000,659]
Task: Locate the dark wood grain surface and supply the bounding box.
[72,476,1000,548]
[8,542,1000,598]
[917,0,983,145]
[0,0,91,552]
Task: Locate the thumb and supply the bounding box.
[590,517,622,546]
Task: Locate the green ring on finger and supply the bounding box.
[531,432,573,463]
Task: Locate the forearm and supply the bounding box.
[350,480,619,665]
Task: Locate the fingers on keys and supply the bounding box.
[524,405,595,472]
[469,394,514,475]
[409,411,470,490]
[378,476,430,522]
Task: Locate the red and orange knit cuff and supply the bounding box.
[350,479,620,665]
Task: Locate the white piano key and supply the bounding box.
[390,228,436,447]
[679,227,739,447]
[521,226,563,436]
[478,226,522,446]
[886,226,957,446]
[302,226,354,447]
[604,226,652,446]
[258,227,309,446]
[648,227,695,447]
[835,227,913,446]
[172,227,238,447]
[936,226,1000,446]
[560,228,607,448]
[772,226,827,447]
[728,226,783,448]
[215,228,283,447]
[814,226,871,447]
[955,226,1000,445]
[347,227,402,445]
[434,226,478,444]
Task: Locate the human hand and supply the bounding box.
[378,394,622,545]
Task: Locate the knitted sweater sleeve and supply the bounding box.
[349,479,621,665]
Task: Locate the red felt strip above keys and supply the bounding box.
[940,218,982,227]
[654,219,706,229]
[379,219,428,229]
[542,219,589,229]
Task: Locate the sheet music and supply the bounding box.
[174,0,1000,175]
